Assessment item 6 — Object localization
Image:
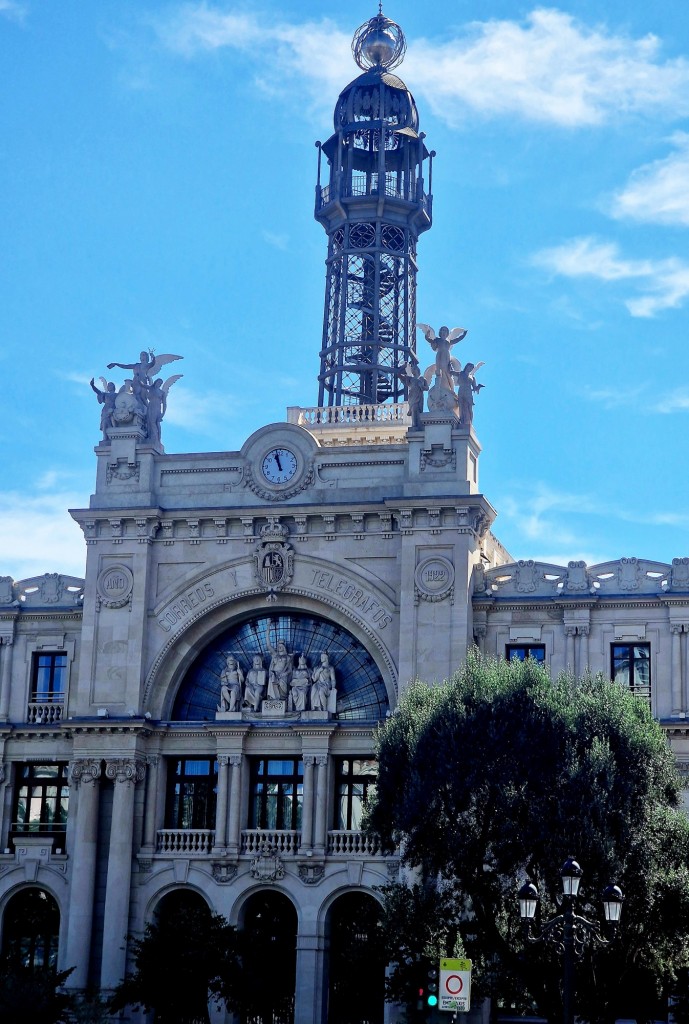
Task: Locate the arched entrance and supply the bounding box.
[1,887,60,969]
[326,892,385,1024]
[240,891,297,1024]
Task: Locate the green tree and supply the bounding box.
[0,963,74,1024]
[366,653,689,1023]
[110,892,242,1024]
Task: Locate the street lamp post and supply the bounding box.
[517,858,624,1024]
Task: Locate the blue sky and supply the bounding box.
[2,0,689,580]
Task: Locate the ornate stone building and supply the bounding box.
[0,12,687,1024]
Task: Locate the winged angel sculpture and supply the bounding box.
[416,323,484,426]
[91,349,183,447]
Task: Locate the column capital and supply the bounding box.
[70,759,102,785]
[218,755,230,768]
[671,623,685,635]
[565,625,577,637]
[316,755,328,768]
[229,754,242,767]
[105,758,146,784]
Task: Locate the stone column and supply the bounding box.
[294,929,322,1024]
[142,755,160,851]
[0,763,8,850]
[0,637,14,721]
[299,756,315,853]
[579,625,590,674]
[671,625,683,716]
[100,758,146,990]
[565,627,576,672]
[64,759,102,987]
[213,756,229,852]
[313,756,329,854]
[226,756,243,856]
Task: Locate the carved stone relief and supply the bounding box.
[414,557,455,604]
[96,565,134,610]
[250,844,285,882]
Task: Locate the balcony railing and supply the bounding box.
[318,175,428,208]
[27,701,64,725]
[290,402,410,428]
[327,830,382,856]
[241,829,299,855]
[156,829,215,855]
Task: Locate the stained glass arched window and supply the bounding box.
[172,613,389,722]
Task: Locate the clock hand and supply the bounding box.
[275,453,283,471]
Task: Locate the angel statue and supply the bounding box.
[90,378,117,442]
[456,361,485,427]
[417,323,468,390]
[92,349,183,447]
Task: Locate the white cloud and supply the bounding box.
[156,5,352,104]
[532,236,689,317]
[162,384,244,433]
[610,132,689,226]
[653,389,689,414]
[0,491,87,581]
[0,0,26,23]
[154,6,689,127]
[262,230,289,251]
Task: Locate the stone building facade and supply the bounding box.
[0,11,688,1024]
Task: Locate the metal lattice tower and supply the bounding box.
[315,11,434,407]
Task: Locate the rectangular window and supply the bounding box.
[30,653,67,703]
[506,644,545,663]
[165,758,218,830]
[249,758,303,831]
[611,643,651,702]
[13,764,69,847]
[334,758,377,830]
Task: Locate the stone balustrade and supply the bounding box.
[27,701,63,725]
[289,402,410,428]
[327,830,382,856]
[156,829,214,855]
[241,829,299,855]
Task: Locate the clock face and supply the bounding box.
[261,448,298,484]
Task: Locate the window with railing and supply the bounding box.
[611,643,651,703]
[165,758,218,830]
[28,652,67,724]
[250,758,303,830]
[334,758,377,830]
[12,763,69,849]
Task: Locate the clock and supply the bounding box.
[261,447,298,484]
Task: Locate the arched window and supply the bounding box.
[241,892,297,1024]
[173,613,388,722]
[326,893,385,1024]
[2,888,60,970]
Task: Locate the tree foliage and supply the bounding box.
[109,893,242,1024]
[367,653,689,1022]
[0,963,74,1024]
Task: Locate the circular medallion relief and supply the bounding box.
[97,564,134,608]
[414,557,455,601]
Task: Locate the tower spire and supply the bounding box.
[314,13,433,408]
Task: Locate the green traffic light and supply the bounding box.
[427,995,438,1007]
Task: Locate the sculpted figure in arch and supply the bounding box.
[289,654,311,712]
[311,652,337,712]
[267,636,293,701]
[218,654,244,713]
[243,655,267,712]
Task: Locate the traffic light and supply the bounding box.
[427,965,439,1008]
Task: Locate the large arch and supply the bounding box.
[172,610,389,721]
[324,891,385,1024]
[1,886,60,970]
[144,588,398,720]
[238,889,298,1024]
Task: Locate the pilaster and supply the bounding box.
[64,759,102,988]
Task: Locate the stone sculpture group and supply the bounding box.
[217,641,337,715]
[399,323,484,428]
[90,349,183,446]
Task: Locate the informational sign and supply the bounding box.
[439,958,472,1012]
